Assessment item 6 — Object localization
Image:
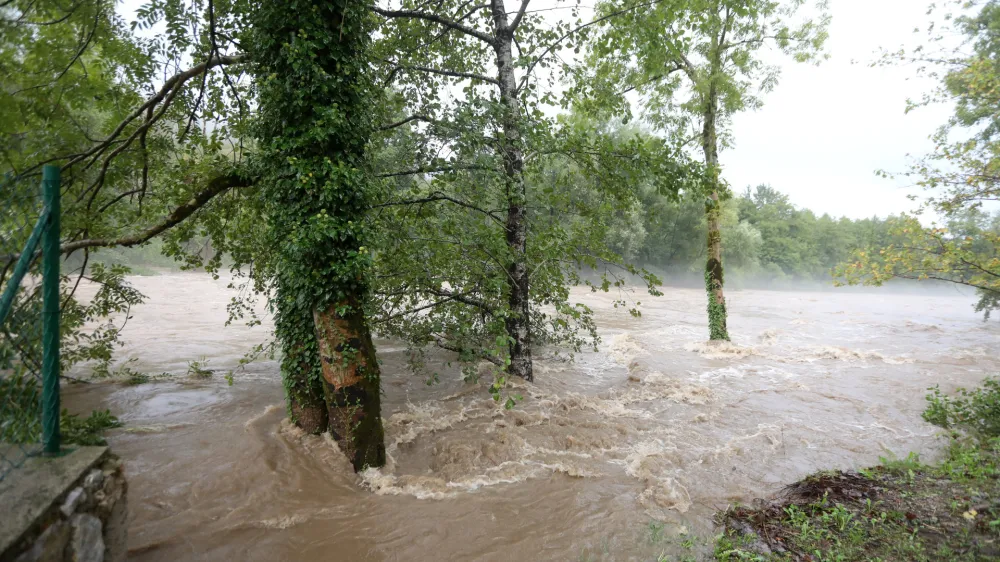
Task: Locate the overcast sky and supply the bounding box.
[721,0,954,220]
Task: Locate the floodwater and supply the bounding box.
[63,273,1000,561]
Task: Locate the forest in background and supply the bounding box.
[96,182,1000,293]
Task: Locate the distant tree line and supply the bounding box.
[601,183,894,284]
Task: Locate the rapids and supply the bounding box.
[63,273,1000,560]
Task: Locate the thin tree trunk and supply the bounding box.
[702,81,729,341]
[490,0,533,381]
[313,301,386,471]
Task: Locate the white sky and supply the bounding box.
[721,0,953,220]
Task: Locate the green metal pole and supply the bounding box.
[41,165,61,455]
[0,209,48,326]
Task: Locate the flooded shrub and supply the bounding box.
[924,377,1000,438]
[61,409,121,446]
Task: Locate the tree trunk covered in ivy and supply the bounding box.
[702,80,729,341]
[251,0,386,470]
[490,0,533,382]
[286,305,328,434]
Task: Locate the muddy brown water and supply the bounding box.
[63,273,1000,561]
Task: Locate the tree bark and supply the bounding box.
[702,79,729,341]
[490,0,533,382]
[313,301,386,471]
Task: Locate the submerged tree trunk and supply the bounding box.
[702,82,730,341]
[314,301,386,471]
[491,0,533,382]
[252,0,386,470]
[285,306,328,434]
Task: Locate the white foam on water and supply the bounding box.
[244,403,284,429]
[684,340,914,364]
[758,329,781,344]
[354,367,716,506]
[609,333,648,366]
[387,399,499,447]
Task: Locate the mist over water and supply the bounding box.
[64,273,1000,561]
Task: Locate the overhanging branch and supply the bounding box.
[372,6,496,46]
[374,190,504,223]
[63,53,246,171]
[388,62,500,86]
[376,163,493,178]
[3,172,252,264]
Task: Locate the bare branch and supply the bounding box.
[376,163,493,178]
[372,6,497,46]
[507,0,531,33]
[3,172,252,264]
[388,62,501,86]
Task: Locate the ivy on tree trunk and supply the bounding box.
[702,84,729,341]
[250,0,386,470]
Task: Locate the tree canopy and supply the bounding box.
[576,0,829,340]
[835,0,1000,319]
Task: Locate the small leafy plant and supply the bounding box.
[924,377,1000,438]
[187,358,213,379]
[61,409,121,446]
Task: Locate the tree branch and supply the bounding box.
[507,0,531,33]
[3,172,252,264]
[517,0,668,92]
[374,190,504,223]
[424,287,496,314]
[435,337,503,366]
[62,53,246,171]
[378,114,442,131]
[375,290,477,324]
[376,163,493,178]
[388,62,500,86]
[372,6,496,46]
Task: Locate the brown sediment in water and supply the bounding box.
[63,273,1000,561]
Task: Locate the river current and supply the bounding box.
[64,273,1000,560]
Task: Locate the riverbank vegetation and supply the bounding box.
[714,378,1000,561]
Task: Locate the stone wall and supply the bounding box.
[1,449,127,562]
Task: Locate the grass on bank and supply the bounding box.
[715,378,1000,561]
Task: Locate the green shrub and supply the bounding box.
[186,358,213,379]
[61,409,121,446]
[924,377,1000,438]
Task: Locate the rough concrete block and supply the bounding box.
[67,515,103,562]
[59,489,86,519]
[13,522,69,562]
[101,493,127,562]
[0,447,107,560]
[81,471,103,492]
